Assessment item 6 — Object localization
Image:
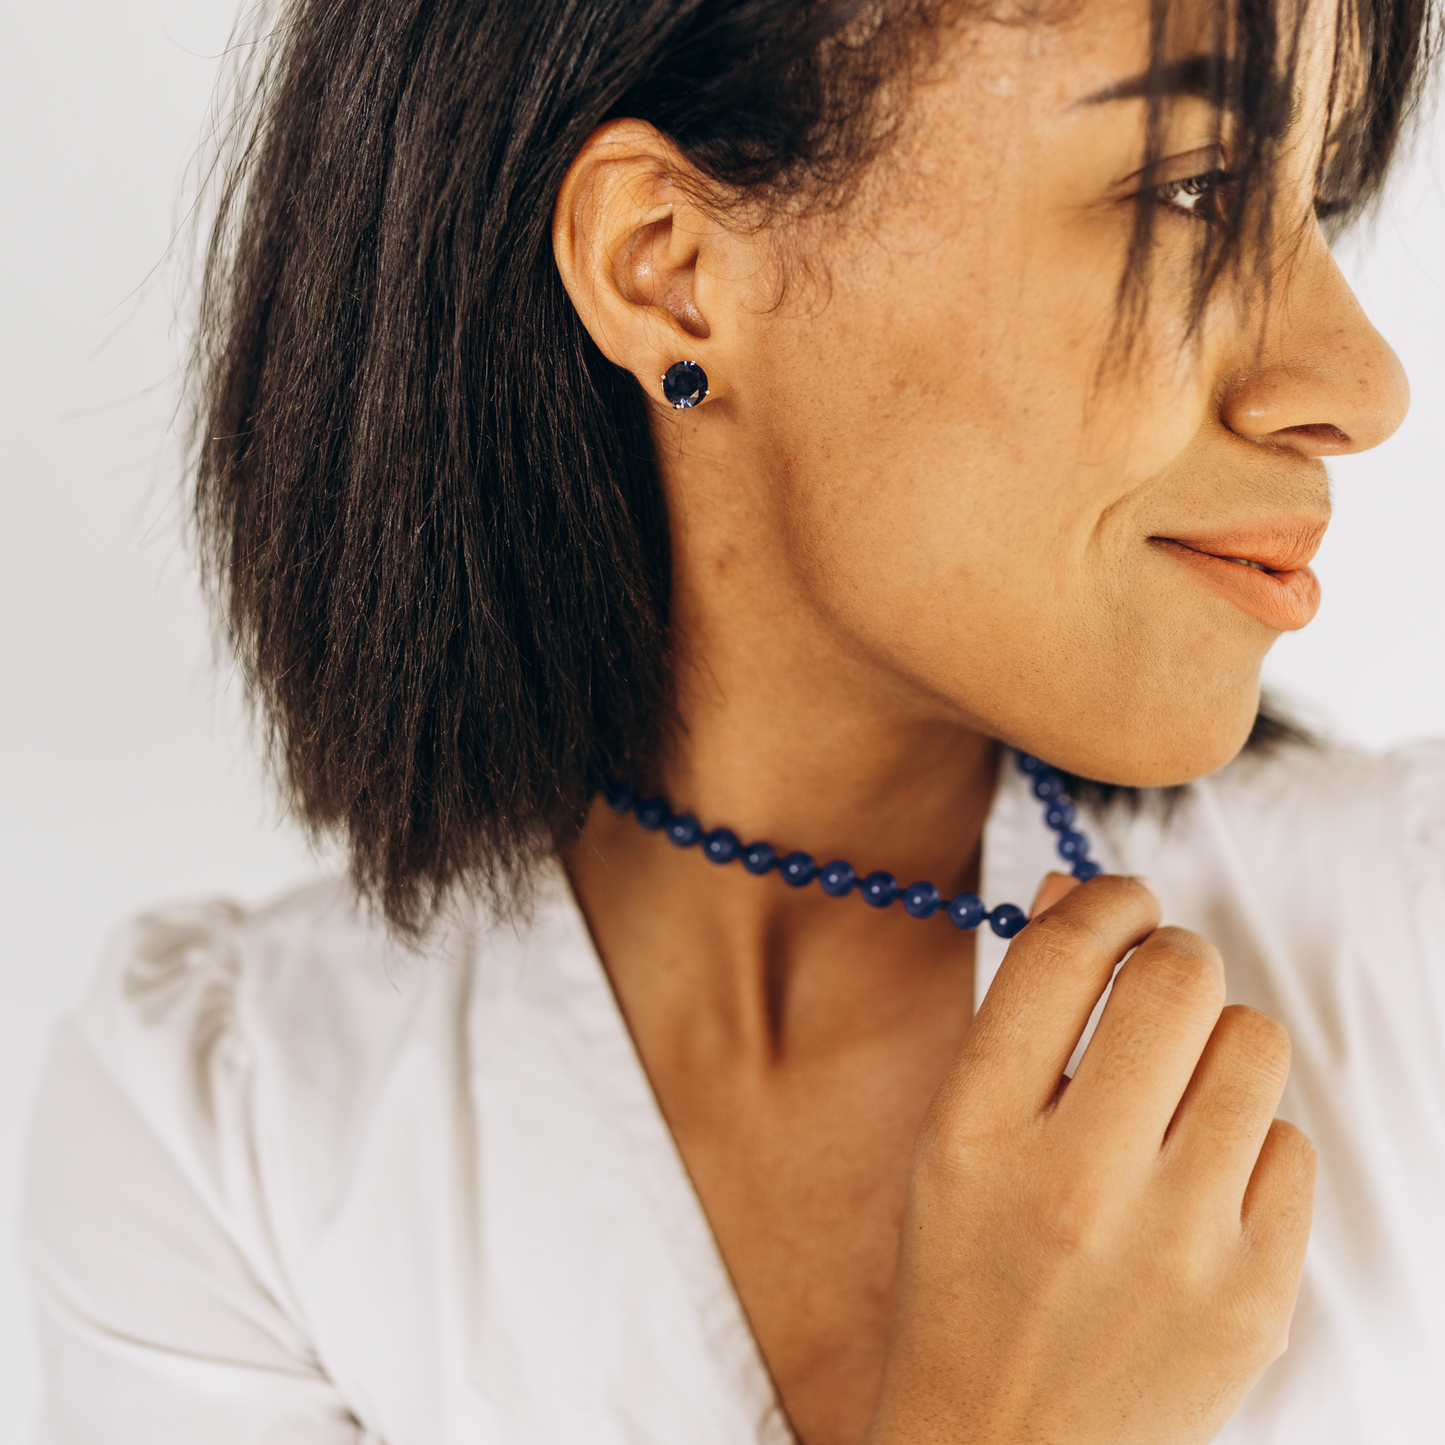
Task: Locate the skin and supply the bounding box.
[553,1,1408,1442]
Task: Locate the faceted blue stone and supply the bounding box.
[780,851,818,887]
[661,360,709,409]
[988,903,1028,938]
[742,841,777,875]
[635,797,669,831]
[602,777,634,814]
[667,813,702,847]
[946,892,986,930]
[860,871,898,908]
[903,881,941,919]
[819,860,857,897]
[1044,800,1075,831]
[703,828,741,864]
[1072,858,1103,881]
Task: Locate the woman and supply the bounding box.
[22,0,1444,1440]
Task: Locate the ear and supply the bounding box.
[552,119,719,402]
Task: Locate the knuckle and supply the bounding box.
[1017,912,1106,972]
[1036,1184,1110,1259]
[1218,1005,1292,1081]
[1269,1118,1318,1175]
[915,1096,1001,1181]
[1129,928,1225,1005]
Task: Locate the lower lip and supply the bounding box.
[1156,541,1321,631]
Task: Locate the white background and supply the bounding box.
[1,2,1442,1435]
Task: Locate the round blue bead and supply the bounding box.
[635,797,669,831]
[1056,829,1088,861]
[1072,858,1103,881]
[703,828,740,864]
[1016,752,1044,774]
[666,813,702,848]
[903,881,941,919]
[1032,773,1064,801]
[988,903,1028,938]
[742,841,777,875]
[946,892,986,930]
[819,860,857,897]
[780,851,818,887]
[860,871,899,908]
[1044,799,1075,831]
[602,777,634,814]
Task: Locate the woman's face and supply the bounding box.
[558,0,1409,787]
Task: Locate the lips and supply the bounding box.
[1152,516,1328,631]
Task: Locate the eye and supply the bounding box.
[1152,168,1231,219]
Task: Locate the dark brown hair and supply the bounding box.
[191,0,1439,933]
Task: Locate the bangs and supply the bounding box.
[1124,0,1441,329]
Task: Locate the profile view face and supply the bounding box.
[555,0,1407,794]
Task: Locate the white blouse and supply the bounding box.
[22,742,1445,1444]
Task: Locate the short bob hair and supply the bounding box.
[192,0,1439,934]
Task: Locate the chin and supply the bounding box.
[1001,677,1263,791]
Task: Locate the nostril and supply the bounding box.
[1286,423,1350,445]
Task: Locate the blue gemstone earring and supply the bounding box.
[661,360,709,409]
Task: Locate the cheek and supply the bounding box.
[756,262,1264,785]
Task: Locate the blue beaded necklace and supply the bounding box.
[600,751,1101,940]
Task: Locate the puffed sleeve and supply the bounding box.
[21,901,378,1444]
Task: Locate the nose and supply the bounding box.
[1220,234,1410,460]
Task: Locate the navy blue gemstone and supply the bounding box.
[1032,773,1064,801]
[1056,829,1088,861]
[1044,800,1075,831]
[860,871,899,908]
[1072,858,1103,881]
[903,881,941,919]
[666,812,702,847]
[703,828,741,864]
[602,776,634,814]
[742,841,777,875]
[1016,752,1044,774]
[947,892,986,930]
[989,903,1028,938]
[636,797,669,831]
[661,360,709,409]
[819,860,857,897]
[780,851,818,887]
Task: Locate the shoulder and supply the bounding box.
[69,879,417,1108]
[1095,738,1445,995]
[52,872,576,1224]
[1202,738,1445,894]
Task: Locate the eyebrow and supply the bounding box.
[1078,54,1244,108]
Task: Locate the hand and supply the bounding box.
[866,875,1316,1445]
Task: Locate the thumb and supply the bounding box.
[1029,871,1080,918]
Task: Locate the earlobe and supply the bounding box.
[552,120,714,380]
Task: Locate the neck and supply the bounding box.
[564,444,1005,1069]
[565,679,998,1072]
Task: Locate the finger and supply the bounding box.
[1061,926,1225,1161]
[1029,871,1080,917]
[954,875,1162,1119]
[1242,1118,1317,1241]
[1161,1006,1292,1210]
[1240,1119,1316,1341]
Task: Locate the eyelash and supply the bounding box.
[1152,168,1230,219]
